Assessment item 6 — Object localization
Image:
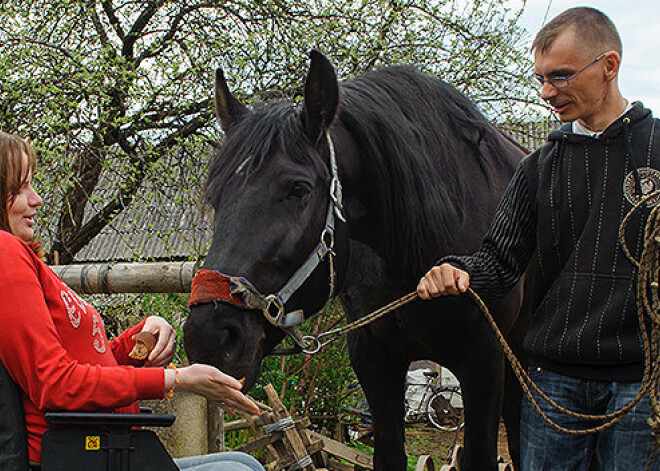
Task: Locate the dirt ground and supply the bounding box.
[404,421,511,468]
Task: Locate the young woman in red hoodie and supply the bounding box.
[0,131,263,470]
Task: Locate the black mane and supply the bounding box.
[336,66,519,275]
[206,66,521,278]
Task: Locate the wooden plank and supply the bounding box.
[208,402,224,452]
[245,412,279,461]
[264,384,315,470]
[50,261,197,294]
[326,460,356,471]
[225,418,250,432]
[306,430,373,469]
[235,432,282,454]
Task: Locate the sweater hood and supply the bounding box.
[543,102,652,247]
[547,101,651,144]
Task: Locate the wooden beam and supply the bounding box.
[305,430,373,469]
[50,261,198,294]
[225,418,250,432]
[264,384,316,470]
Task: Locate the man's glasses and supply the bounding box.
[534,53,606,89]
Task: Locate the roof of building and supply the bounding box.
[43,122,554,264]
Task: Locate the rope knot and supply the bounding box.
[648,416,660,434]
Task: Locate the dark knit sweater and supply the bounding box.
[445,102,660,381]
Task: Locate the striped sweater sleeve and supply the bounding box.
[442,162,536,299]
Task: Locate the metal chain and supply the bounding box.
[302,292,419,353]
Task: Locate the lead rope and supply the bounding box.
[302,291,418,353]
[304,192,660,465]
[446,190,660,442]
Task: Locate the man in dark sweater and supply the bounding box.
[417,7,659,471]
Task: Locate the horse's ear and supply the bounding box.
[215,68,249,133]
[302,50,339,143]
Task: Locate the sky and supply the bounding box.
[514,0,660,117]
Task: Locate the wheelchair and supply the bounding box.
[0,360,180,471]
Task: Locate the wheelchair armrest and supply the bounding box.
[45,411,175,428]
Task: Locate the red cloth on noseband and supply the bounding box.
[188,269,244,307]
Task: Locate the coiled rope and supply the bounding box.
[305,191,660,462]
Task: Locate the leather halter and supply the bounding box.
[189,131,345,352]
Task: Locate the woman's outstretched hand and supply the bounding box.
[166,364,260,416]
[417,263,470,299]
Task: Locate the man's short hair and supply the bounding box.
[531,7,622,57]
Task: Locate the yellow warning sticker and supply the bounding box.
[85,436,101,451]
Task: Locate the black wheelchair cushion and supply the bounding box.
[41,428,179,471]
[42,411,178,471]
[0,360,29,471]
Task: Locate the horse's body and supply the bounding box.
[184,52,530,470]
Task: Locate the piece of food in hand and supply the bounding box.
[128,331,157,360]
[239,377,246,386]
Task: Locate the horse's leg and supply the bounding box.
[455,339,506,471]
[499,310,531,471]
[501,269,534,471]
[502,361,522,470]
[348,329,409,471]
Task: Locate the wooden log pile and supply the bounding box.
[227,384,515,471]
[232,384,373,470]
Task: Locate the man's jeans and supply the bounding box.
[521,367,658,471]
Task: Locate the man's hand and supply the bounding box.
[417,263,470,300]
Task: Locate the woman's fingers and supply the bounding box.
[207,372,259,415]
[178,364,259,415]
[204,383,259,415]
[222,393,260,416]
[147,332,177,366]
[141,316,177,366]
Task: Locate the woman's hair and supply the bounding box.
[0,131,37,233]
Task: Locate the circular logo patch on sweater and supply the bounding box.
[623,167,660,207]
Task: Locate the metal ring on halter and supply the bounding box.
[302,331,341,354]
[301,335,322,354]
[263,294,284,326]
[321,228,335,253]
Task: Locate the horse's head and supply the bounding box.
[183,51,351,389]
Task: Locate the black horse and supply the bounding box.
[184,51,530,470]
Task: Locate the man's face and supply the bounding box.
[534,28,609,126]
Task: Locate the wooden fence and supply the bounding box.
[50,261,198,294]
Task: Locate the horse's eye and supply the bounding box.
[290,182,312,199]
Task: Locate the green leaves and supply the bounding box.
[0,0,541,264]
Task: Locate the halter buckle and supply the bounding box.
[263,295,284,326]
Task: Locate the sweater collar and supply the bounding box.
[547,101,652,144]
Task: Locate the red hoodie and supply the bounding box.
[0,231,165,462]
